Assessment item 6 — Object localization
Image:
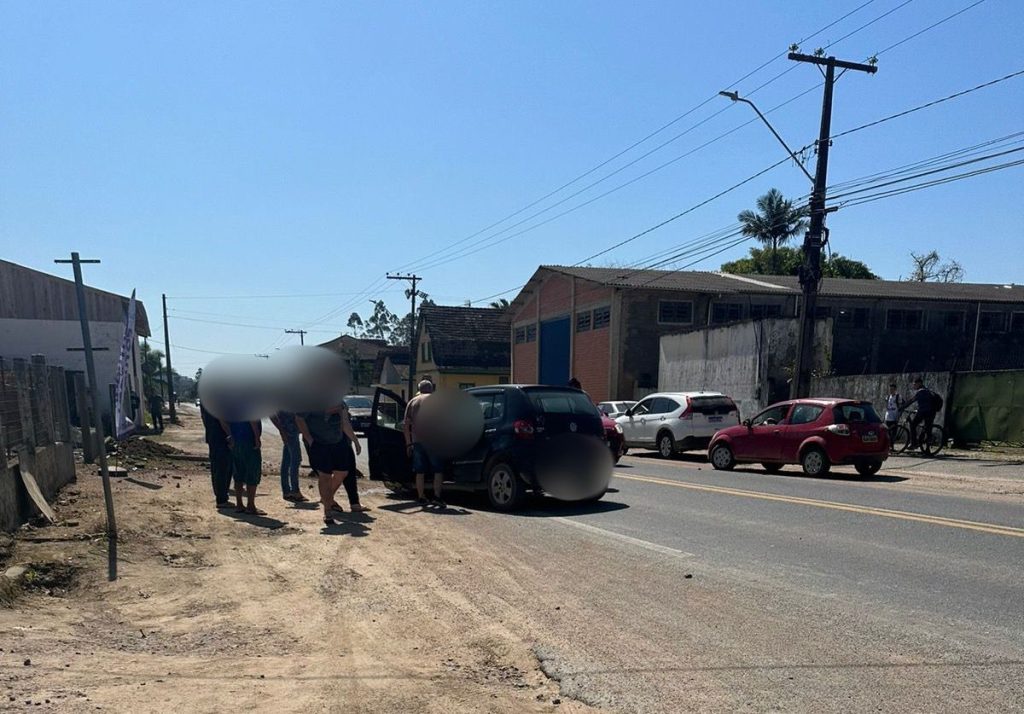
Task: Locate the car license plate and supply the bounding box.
[862,432,878,443]
[709,416,723,423]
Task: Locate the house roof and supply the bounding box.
[420,305,511,371]
[372,348,410,383]
[509,265,1024,311]
[317,334,390,360]
[0,259,152,336]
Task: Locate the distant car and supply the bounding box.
[367,385,608,510]
[707,398,890,477]
[598,400,637,419]
[616,392,739,458]
[602,414,625,463]
[343,395,373,433]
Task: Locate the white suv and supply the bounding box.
[616,392,740,457]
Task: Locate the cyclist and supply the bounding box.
[902,377,938,450]
[883,382,902,433]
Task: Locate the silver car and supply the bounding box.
[597,400,637,419]
[616,392,739,457]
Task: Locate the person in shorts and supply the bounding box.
[225,419,263,514]
[297,405,362,526]
[404,380,446,508]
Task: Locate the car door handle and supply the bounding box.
[484,428,497,434]
[660,417,666,421]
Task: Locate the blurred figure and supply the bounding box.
[271,410,307,503]
[201,401,233,509]
[404,379,445,508]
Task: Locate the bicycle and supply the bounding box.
[890,409,945,457]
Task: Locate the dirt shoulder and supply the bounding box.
[0,409,596,713]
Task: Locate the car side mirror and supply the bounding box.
[742,419,752,427]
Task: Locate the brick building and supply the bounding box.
[508,266,1024,402]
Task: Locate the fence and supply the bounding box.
[0,355,74,457]
[949,370,1024,445]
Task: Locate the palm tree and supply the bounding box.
[737,189,807,274]
[489,298,510,309]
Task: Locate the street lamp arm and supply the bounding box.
[719,91,815,184]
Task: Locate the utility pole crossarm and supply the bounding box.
[285,329,307,346]
[787,53,878,74]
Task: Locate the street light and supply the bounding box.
[719,90,815,184]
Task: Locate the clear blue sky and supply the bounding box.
[2,0,1022,375]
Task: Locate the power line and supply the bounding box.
[872,0,988,57]
[165,290,402,300]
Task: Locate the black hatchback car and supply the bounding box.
[367,385,608,510]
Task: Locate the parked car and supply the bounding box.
[597,400,637,419]
[602,414,625,463]
[616,392,739,458]
[368,385,609,510]
[343,394,373,433]
[707,398,889,477]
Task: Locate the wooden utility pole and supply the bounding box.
[788,52,877,398]
[161,294,177,422]
[387,273,421,400]
[54,252,119,581]
[285,329,307,345]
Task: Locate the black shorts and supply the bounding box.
[308,440,354,474]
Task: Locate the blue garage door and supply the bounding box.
[539,317,570,386]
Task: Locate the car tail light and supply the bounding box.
[513,419,535,440]
[679,402,693,420]
[827,424,851,436]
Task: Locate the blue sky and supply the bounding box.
[2,0,1022,375]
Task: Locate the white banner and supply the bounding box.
[114,290,137,440]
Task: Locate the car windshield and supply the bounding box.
[344,396,372,409]
[526,389,600,416]
[833,402,882,424]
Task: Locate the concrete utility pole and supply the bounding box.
[161,294,177,422]
[285,329,307,345]
[788,52,877,398]
[54,252,118,581]
[387,273,421,400]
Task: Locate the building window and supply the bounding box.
[592,306,611,330]
[525,324,537,342]
[886,309,924,331]
[979,311,1007,333]
[576,311,592,332]
[658,300,693,324]
[514,327,526,344]
[939,311,965,330]
[1012,312,1024,333]
[750,304,782,319]
[711,303,742,324]
[836,307,870,329]
[814,306,832,319]
[420,342,431,363]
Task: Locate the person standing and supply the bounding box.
[883,382,902,433]
[404,379,445,508]
[296,405,361,527]
[270,411,307,503]
[337,404,370,512]
[201,402,233,509]
[224,418,263,514]
[148,392,164,432]
[903,377,939,449]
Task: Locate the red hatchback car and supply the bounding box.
[707,398,890,477]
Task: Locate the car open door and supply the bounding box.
[369,387,412,483]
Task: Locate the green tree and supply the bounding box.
[737,188,808,274]
[139,341,165,397]
[721,246,877,279]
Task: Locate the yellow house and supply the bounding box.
[415,305,510,390]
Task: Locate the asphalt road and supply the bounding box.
[431,448,1024,712]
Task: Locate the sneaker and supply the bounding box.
[430,498,447,509]
[283,493,298,502]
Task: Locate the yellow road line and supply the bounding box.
[616,472,1024,538]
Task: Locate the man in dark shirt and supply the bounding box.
[148,392,164,432]
[904,377,937,449]
[201,403,234,509]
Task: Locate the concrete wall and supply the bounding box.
[0,318,145,423]
[809,371,952,426]
[0,443,76,532]
[659,318,833,419]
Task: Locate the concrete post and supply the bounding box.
[53,367,72,443]
[73,372,96,464]
[30,355,55,446]
[13,359,36,450]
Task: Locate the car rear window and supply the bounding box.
[526,389,600,416]
[344,397,371,409]
[833,402,882,424]
[690,396,737,415]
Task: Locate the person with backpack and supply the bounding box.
[902,377,942,449]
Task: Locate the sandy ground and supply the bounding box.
[0,408,597,713]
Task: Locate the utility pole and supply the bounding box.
[161,294,177,422]
[387,273,421,400]
[788,52,877,398]
[54,253,118,581]
[285,329,307,345]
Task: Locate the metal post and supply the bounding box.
[970,302,982,370]
[162,294,176,422]
[387,273,422,399]
[788,52,877,398]
[285,329,307,345]
[55,252,118,581]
